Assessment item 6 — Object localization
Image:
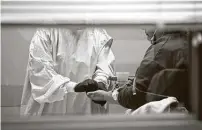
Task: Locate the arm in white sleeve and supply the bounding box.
[28,29,76,104]
[93,29,115,90]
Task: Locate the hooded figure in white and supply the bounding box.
[20,28,115,116]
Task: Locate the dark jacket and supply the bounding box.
[117,29,189,110]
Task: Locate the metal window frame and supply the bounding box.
[1,0,202,26]
[2,114,202,130]
[190,31,202,120]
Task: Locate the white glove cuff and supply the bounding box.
[112,88,119,101]
[65,81,77,93]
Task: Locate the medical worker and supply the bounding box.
[20,28,115,116]
[88,29,190,112]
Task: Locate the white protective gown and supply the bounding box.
[20,28,115,116]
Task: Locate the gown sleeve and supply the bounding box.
[117,44,166,109]
[28,29,76,104]
[93,29,115,90]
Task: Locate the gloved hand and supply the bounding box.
[87,90,118,104]
[92,82,107,106]
[74,79,107,106]
[74,79,98,92]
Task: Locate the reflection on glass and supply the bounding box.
[1,25,192,117]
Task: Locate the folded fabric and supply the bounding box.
[125,97,188,115]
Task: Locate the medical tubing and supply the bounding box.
[117,80,169,98]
